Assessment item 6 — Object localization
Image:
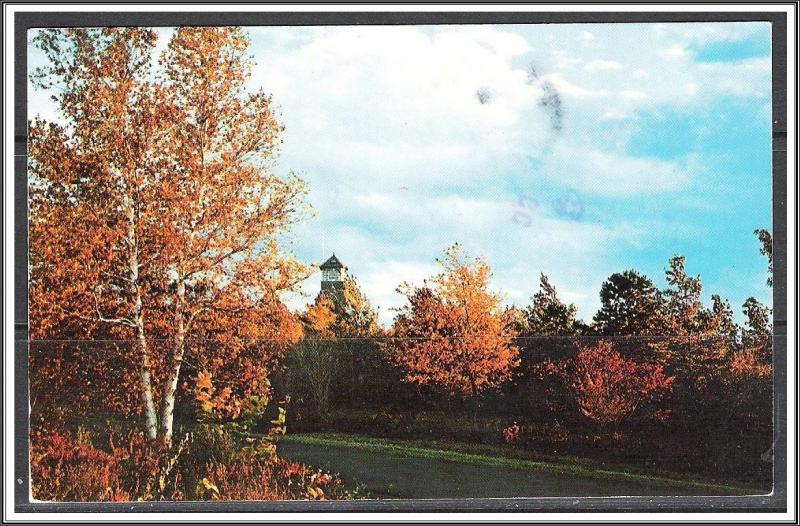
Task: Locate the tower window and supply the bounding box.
[322,268,341,281]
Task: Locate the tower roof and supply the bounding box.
[320,253,345,269]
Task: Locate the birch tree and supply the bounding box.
[29,27,307,445]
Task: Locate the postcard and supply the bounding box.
[24,20,778,506]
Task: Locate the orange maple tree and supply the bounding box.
[29,27,307,445]
[387,244,519,405]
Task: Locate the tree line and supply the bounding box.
[285,238,772,486]
[292,238,772,418]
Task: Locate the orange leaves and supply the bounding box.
[387,244,519,398]
[30,27,308,441]
[193,370,243,419]
[729,349,772,379]
[194,370,218,413]
[301,296,337,336]
[195,370,213,391]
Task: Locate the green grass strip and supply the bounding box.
[280,432,767,495]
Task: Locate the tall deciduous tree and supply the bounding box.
[740,297,772,354]
[154,27,308,444]
[733,228,773,369]
[387,244,519,409]
[655,256,730,366]
[30,28,169,437]
[663,255,703,335]
[29,27,307,445]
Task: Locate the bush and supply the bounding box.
[537,340,674,439]
[30,425,350,502]
[501,422,520,444]
[199,453,348,501]
[30,428,174,502]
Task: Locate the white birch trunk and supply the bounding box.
[160,276,185,446]
[127,204,158,440]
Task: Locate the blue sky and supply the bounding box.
[28,22,773,325]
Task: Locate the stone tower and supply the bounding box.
[320,253,346,305]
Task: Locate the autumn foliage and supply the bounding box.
[30,426,347,502]
[25,24,775,498]
[387,244,519,399]
[26,26,338,502]
[29,26,306,446]
[540,341,674,434]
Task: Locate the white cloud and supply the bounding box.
[663,44,690,59]
[245,23,770,323]
[621,90,648,100]
[584,59,623,72]
[543,142,693,196]
[250,25,557,198]
[544,74,610,99]
[287,184,668,325]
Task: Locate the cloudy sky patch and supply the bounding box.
[28,22,773,325]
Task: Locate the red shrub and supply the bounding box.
[30,426,349,502]
[203,459,284,500]
[202,455,347,501]
[541,341,674,436]
[30,428,181,502]
[501,422,521,444]
[30,429,131,502]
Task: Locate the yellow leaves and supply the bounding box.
[200,477,220,500]
[270,406,286,427]
[306,486,325,500]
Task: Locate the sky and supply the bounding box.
[28,23,773,326]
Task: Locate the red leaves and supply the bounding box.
[29,428,171,502]
[502,422,521,444]
[542,340,674,431]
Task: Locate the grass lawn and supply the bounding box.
[278,432,768,498]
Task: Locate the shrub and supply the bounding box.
[501,422,521,444]
[30,428,178,502]
[30,429,130,502]
[539,340,674,439]
[30,424,349,502]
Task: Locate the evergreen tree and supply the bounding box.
[592,270,665,336]
[523,274,579,336]
[754,228,773,287]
